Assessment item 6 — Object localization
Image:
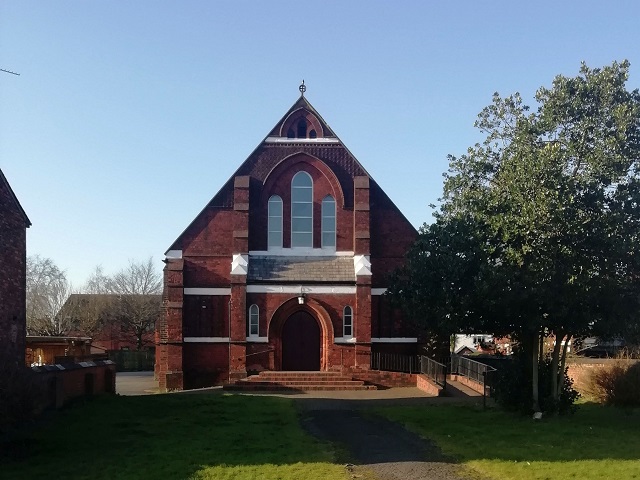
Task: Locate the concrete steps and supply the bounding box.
[224,370,377,392]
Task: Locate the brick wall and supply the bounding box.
[32,361,116,409]
[0,172,29,367]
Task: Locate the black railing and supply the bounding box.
[450,354,496,400]
[370,352,419,373]
[420,356,447,389]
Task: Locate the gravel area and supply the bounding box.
[299,401,469,480]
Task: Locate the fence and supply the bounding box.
[450,354,496,398]
[370,352,420,373]
[420,356,447,389]
[108,350,155,371]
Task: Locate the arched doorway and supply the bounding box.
[281,311,320,371]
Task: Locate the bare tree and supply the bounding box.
[109,257,162,296]
[108,258,162,350]
[84,265,111,294]
[26,255,73,336]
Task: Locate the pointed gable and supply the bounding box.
[0,168,31,228]
[265,95,337,139]
[167,89,415,253]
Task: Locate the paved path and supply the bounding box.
[299,402,470,480]
[115,371,157,395]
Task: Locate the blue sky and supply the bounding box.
[2,1,639,287]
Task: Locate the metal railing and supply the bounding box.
[370,352,419,373]
[420,356,447,389]
[450,354,496,399]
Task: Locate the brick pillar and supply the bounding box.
[353,176,372,370]
[229,280,247,381]
[157,258,184,391]
[353,176,370,255]
[233,176,250,253]
[229,175,250,381]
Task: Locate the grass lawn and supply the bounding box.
[377,402,640,480]
[1,393,348,480]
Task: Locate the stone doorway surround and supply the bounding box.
[268,296,334,371]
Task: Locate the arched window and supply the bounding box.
[268,195,283,249]
[297,118,307,138]
[291,172,313,247]
[249,304,259,337]
[343,306,353,338]
[321,195,336,248]
[309,129,317,139]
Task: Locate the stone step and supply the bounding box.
[225,384,377,392]
[223,370,378,392]
[256,371,345,377]
[241,380,367,387]
[247,375,355,382]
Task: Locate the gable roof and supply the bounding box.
[166,90,414,253]
[0,168,31,227]
[265,94,338,138]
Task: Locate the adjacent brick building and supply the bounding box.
[0,168,31,366]
[156,89,418,390]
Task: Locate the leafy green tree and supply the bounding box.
[394,61,640,414]
[387,216,488,359]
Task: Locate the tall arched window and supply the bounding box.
[249,304,259,337]
[343,306,353,338]
[321,195,336,248]
[268,195,283,249]
[291,172,313,247]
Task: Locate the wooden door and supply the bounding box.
[281,311,320,371]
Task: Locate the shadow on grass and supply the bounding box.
[1,394,345,480]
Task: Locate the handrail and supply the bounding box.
[420,356,447,389]
[450,354,497,405]
[245,348,274,358]
[370,352,419,373]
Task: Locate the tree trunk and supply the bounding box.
[550,330,564,403]
[557,334,571,397]
[532,332,541,413]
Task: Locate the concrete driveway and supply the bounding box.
[116,371,158,395]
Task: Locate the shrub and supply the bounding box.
[585,360,640,407]
[492,355,579,415]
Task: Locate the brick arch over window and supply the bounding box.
[268,296,334,371]
[262,153,345,208]
[279,108,324,138]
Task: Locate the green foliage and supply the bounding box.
[586,360,640,407]
[441,60,640,342]
[391,60,640,413]
[492,356,579,415]
[386,216,489,357]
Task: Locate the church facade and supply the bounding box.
[156,89,417,390]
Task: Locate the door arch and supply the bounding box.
[268,297,334,371]
[281,311,320,371]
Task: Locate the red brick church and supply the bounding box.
[156,86,418,391]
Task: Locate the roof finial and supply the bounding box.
[299,80,306,96]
